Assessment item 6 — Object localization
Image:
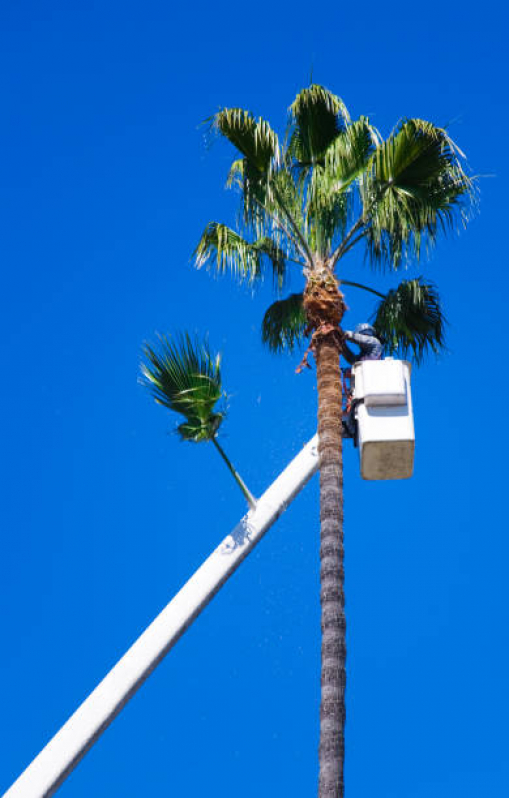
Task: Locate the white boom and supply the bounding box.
[4,436,319,798]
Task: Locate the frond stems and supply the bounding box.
[337,231,368,260]
[329,216,366,269]
[338,279,385,299]
[329,184,387,269]
[250,193,304,261]
[271,183,315,268]
[211,437,257,510]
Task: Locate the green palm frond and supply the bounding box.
[371,278,446,363]
[193,222,289,288]
[288,84,350,165]
[364,119,475,268]
[210,109,282,232]
[293,117,378,259]
[261,293,307,353]
[140,333,225,442]
[324,117,380,193]
[226,158,244,189]
[268,168,306,245]
[303,119,376,256]
[253,236,289,290]
[211,108,280,173]
[306,169,349,258]
[194,223,261,281]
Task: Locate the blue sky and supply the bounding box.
[1,1,508,796]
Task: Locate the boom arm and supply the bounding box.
[4,436,319,798]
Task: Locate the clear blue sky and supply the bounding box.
[1,1,508,796]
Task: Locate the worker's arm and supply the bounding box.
[344,330,373,347]
[344,330,383,361]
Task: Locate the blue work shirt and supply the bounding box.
[344,331,383,361]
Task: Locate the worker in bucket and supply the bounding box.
[343,323,383,363]
[342,323,383,438]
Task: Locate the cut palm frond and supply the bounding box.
[140,333,225,442]
[371,278,446,363]
[140,333,256,507]
[261,293,307,353]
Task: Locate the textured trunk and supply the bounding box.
[302,274,346,798]
[316,334,345,798]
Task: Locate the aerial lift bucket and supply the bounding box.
[352,359,415,480]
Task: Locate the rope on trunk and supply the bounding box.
[296,276,347,373]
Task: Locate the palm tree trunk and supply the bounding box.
[315,334,345,798]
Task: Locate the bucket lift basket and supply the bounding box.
[352,359,415,480]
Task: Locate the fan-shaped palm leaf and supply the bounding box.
[261,293,307,353]
[288,84,350,166]
[371,277,446,363]
[364,119,474,268]
[140,333,225,442]
[193,222,289,288]
[323,117,380,193]
[302,118,377,257]
[210,108,280,173]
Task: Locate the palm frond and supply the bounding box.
[209,108,283,233]
[226,158,244,189]
[252,236,289,290]
[193,222,290,287]
[261,293,307,353]
[363,119,475,268]
[306,167,349,258]
[210,108,280,173]
[324,117,380,193]
[371,278,447,363]
[297,118,378,259]
[288,84,350,165]
[268,168,305,241]
[140,333,225,442]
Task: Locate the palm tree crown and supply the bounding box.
[194,84,474,357]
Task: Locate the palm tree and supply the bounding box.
[140,332,256,509]
[193,85,475,798]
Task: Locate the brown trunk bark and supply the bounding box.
[302,274,346,797]
[316,334,345,798]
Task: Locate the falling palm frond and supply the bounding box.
[261,293,307,353]
[371,278,447,363]
[140,333,225,442]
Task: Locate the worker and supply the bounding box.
[342,324,383,439]
[343,323,383,364]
